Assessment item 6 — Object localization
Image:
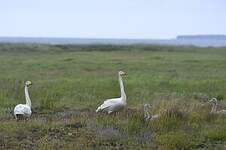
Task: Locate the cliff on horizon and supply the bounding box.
[177,35,226,40]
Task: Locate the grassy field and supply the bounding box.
[0,44,226,149]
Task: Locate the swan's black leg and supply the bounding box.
[16,114,25,121]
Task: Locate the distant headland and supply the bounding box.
[177,35,226,40]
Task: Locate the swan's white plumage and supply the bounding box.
[14,81,32,120]
[96,98,126,114]
[96,71,127,114]
[14,104,31,117]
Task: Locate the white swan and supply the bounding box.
[14,81,32,120]
[96,71,127,114]
[208,98,226,114]
[143,104,160,120]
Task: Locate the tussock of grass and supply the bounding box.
[155,131,198,150]
[127,112,147,134]
[202,127,226,141]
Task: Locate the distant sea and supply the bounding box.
[0,35,226,47]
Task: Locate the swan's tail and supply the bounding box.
[96,106,101,112]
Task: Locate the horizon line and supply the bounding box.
[0,34,226,41]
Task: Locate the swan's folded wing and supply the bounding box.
[14,104,25,114]
[98,98,120,111]
[14,104,31,115]
[23,107,32,116]
[103,98,120,104]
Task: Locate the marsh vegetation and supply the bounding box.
[0,44,226,149]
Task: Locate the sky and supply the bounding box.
[1,0,226,39]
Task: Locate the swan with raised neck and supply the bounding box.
[96,71,127,114]
[13,81,32,120]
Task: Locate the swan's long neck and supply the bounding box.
[119,74,126,102]
[25,85,31,108]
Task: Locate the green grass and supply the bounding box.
[155,131,198,150]
[0,43,226,149]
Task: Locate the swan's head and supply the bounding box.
[25,81,32,87]
[118,71,126,76]
[208,98,217,104]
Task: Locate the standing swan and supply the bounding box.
[14,81,32,120]
[208,98,226,114]
[96,71,127,114]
